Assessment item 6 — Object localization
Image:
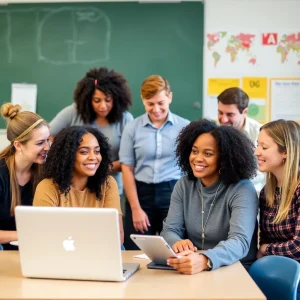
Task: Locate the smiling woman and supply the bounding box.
[33,126,124,244]
[0,103,50,250]
[161,119,259,274]
[49,67,133,196]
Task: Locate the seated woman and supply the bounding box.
[255,120,300,299]
[33,126,124,244]
[161,119,258,274]
[0,103,50,250]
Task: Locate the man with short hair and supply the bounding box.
[217,87,264,194]
[217,87,261,144]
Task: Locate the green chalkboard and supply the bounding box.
[0,2,204,128]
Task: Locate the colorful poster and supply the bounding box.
[242,77,268,99]
[205,31,300,71]
[207,78,240,96]
[248,99,267,123]
[270,78,300,121]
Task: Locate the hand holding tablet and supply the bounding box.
[130,235,178,270]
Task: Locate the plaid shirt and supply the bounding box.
[259,184,300,260]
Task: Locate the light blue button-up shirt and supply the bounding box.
[119,112,190,184]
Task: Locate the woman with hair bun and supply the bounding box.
[0,103,50,250]
[49,67,133,195]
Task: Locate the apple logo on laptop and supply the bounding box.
[63,236,75,251]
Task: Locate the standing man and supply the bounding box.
[217,87,264,193]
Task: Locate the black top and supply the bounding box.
[0,160,33,250]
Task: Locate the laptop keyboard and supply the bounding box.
[123,269,127,274]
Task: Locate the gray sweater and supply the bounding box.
[161,176,258,270]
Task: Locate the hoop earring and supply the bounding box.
[219,169,222,174]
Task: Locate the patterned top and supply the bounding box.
[259,184,300,260]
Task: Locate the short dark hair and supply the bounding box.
[217,87,249,113]
[176,119,257,185]
[42,126,112,199]
[74,67,132,124]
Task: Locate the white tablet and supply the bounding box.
[130,235,178,270]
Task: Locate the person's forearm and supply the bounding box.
[121,165,140,210]
[112,160,121,172]
[266,240,300,260]
[0,230,18,244]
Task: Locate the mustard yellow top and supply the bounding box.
[33,176,122,214]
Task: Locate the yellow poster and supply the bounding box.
[207,78,240,96]
[242,77,267,99]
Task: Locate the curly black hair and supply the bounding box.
[42,126,112,199]
[176,119,257,185]
[74,67,132,124]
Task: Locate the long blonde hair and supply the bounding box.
[262,120,300,223]
[0,103,48,215]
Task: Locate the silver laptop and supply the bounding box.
[15,206,139,281]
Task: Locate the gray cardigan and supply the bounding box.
[161,176,258,270]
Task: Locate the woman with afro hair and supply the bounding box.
[161,119,258,274]
[49,67,133,196]
[33,126,124,244]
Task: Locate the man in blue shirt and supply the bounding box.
[119,75,189,249]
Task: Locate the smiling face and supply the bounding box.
[17,125,51,164]
[72,133,102,179]
[91,89,113,120]
[218,102,247,129]
[255,129,286,176]
[189,133,220,187]
[142,90,172,125]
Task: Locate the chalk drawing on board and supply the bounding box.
[0,12,12,63]
[37,7,111,65]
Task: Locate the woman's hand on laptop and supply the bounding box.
[132,207,151,233]
[172,239,197,253]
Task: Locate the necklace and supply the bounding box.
[199,182,222,250]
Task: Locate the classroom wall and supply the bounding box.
[0,0,202,3]
[1,0,299,145]
[203,0,300,122]
[0,130,9,148]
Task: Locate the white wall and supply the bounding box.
[0,130,10,151]
[203,0,300,120]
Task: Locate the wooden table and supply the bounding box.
[0,251,265,300]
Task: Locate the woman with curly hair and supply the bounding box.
[0,103,50,250]
[33,126,123,244]
[49,67,133,195]
[161,119,258,274]
[119,75,189,249]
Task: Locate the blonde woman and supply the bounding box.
[119,75,189,249]
[0,103,50,250]
[255,119,300,257]
[255,119,300,298]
